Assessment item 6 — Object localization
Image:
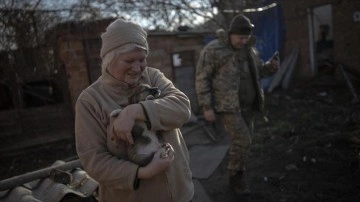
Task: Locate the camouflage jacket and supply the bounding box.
[195,31,275,114]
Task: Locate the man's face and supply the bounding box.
[230,34,250,49]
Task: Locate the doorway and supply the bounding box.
[308,4,333,75]
[172,51,199,115]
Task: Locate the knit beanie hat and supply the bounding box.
[100,18,148,58]
[228,14,254,35]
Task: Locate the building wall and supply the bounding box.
[57,20,109,108]
[280,0,360,81]
[56,19,213,109]
[147,34,207,80]
[332,1,360,70]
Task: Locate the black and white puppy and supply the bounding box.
[110,83,162,166]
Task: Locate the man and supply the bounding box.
[195,14,278,195]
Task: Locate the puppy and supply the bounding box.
[110,83,162,166]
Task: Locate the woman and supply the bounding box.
[75,18,194,202]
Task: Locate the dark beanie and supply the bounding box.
[229,14,254,35]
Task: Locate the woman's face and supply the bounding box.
[108,48,147,86]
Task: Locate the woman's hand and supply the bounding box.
[137,143,175,179]
[112,104,144,145]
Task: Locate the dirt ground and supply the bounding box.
[200,76,360,202]
[1,74,360,202]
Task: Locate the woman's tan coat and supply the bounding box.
[75,67,194,202]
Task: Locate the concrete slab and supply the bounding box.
[189,144,229,179]
[181,124,214,146]
[192,179,212,202]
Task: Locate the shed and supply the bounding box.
[56,18,215,115]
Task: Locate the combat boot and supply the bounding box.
[229,171,251,195]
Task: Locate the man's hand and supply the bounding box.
[204,109,216,122]
[269,51,280,72]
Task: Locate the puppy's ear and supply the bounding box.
[131,125,144,139]
[148,87,161,97]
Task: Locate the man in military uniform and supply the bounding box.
[195,14,279,195]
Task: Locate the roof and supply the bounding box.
[0,160,98,202]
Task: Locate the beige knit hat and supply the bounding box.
[100,18,148,58]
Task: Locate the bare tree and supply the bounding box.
[1,0,263,51]
[66,0,220,31]
[0,0,269,50]
[0,0,67,109]
[0,0,256,109]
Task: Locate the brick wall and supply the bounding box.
[332,1,360,70]
[57,20,108,108]
[58,39,90,108]
[56,19,213,109]
[147,34,207,80]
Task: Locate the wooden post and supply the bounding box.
[339,64,359,104]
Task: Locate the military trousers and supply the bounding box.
[219,111,253,176]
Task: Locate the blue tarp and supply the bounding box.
[247,0,286,90]
[201,0,285,90]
